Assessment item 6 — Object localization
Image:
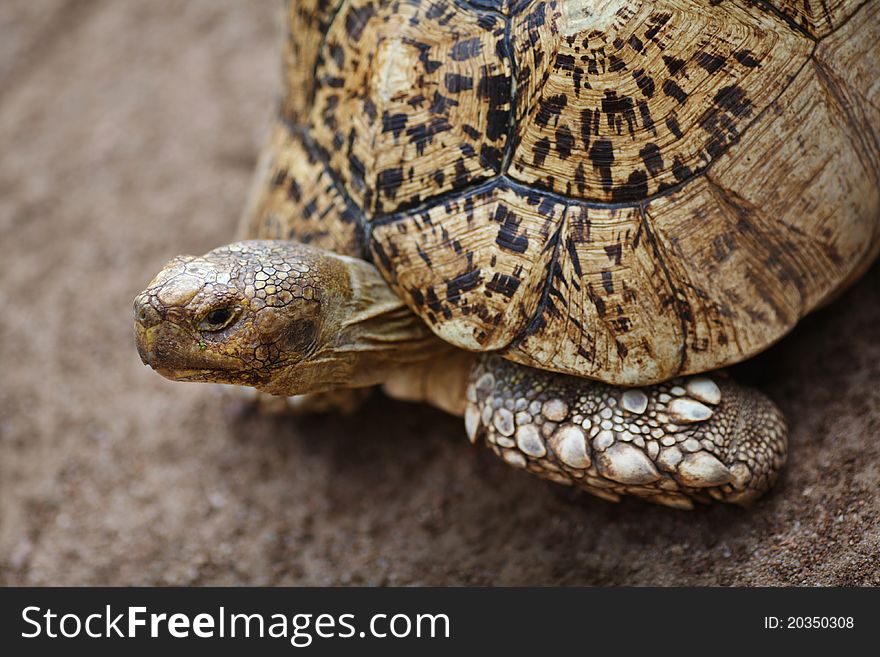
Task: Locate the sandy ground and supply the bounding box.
[1,0,878,586]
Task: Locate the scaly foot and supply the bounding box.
[465,356,787,508]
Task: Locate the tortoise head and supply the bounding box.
[133,240,440,395]
[134,240,350,394]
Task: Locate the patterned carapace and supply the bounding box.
[244,0,880,385]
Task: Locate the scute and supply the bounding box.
[502,200,686,384]
[241,121,365,257]
[371,178,564,351]
[310,0,513,215]
[508,0,811,202]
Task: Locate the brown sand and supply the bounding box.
[1,0,878,586]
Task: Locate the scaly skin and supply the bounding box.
[135,240,788,507]
[466,356,787,508]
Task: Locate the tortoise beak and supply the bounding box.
[132,292,188,373]
[134,325,156,367]
[134,321,165,371]
[133,291,249,382]
[134,293,161,366]
[133,320,201,378]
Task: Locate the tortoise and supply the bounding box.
[133,0,880,508]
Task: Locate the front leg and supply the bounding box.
[465,356,787,508]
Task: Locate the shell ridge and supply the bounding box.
[637,203,688,375]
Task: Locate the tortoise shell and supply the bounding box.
[243,0,880,385]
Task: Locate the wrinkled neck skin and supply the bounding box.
[261,251,458,399]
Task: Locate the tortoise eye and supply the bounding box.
[199,307,239,332]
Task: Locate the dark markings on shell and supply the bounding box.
[661,79,688,104]
[535,93,567,127]
[697,51,727,74]
[514,221,564,340]
[734,49,761,68]
[604,243,622,266]
[639,143,663,177]
[662,55,686,76]
[445,72,475,92]
[486,272,521,298]
[628,33,644,52]
[451,35,483,60]
[494,203,529,253]
[632,69,656,98]
[565,235,582,277]
[532,136,551,167]
[269,0,879,383]
[446,257,482,304]
[382,112,408,138]
[588,139,614,192]
[344,4,374,41]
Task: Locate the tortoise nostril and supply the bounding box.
[133,296,161,328]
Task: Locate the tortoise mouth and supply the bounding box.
[134,321,246,382]
[163,368,231,382]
